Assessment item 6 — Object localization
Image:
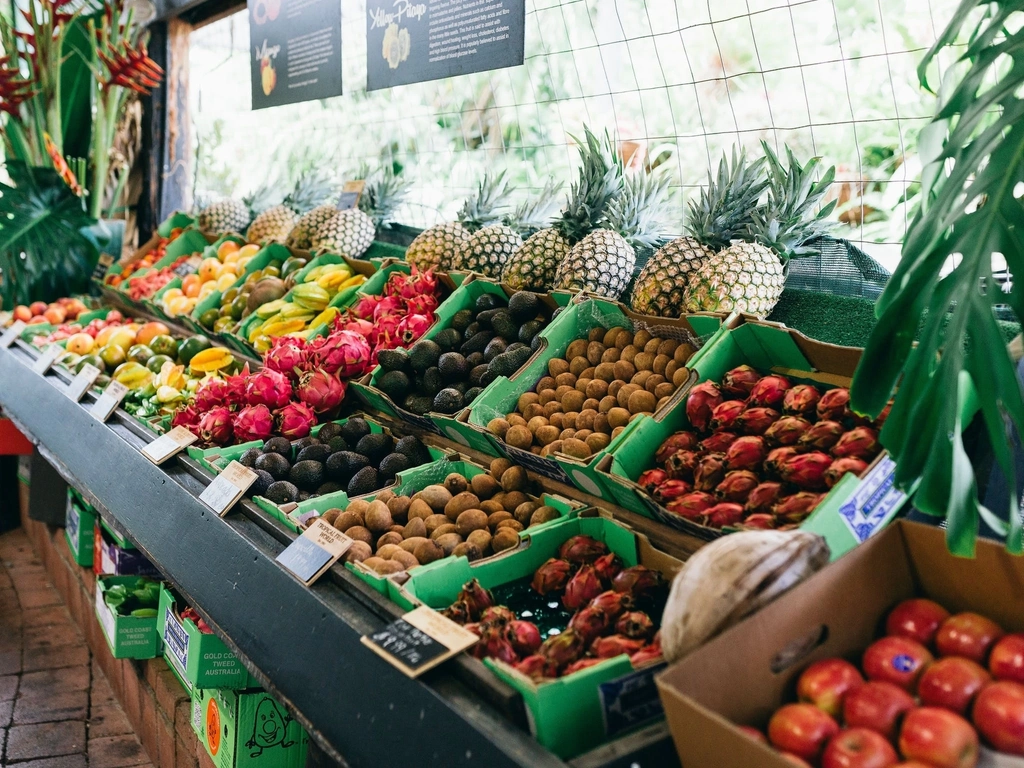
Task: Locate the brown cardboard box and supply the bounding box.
[656,521,1024,768]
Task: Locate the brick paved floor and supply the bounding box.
[0,528,152,768]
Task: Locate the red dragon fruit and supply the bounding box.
[515,654,559,680]
[653,479,692,503]
[778,451,833,490]
[875,402,892,427]
[296,369,346,414]
[612,566,664,599]
[832,426,880,460]
[350,294,382,320]
[340,317,374,338]
[588,590,634,619]
[245,368,293,410]
[458,579,494,620]
[531,558,573,595]
[563,565,603,610]
[591,635,647,659]
[463,622,481,636]
[764,416,812,447]
[709,399,746,432]
[817,387,851,421]
[748,375,792,408]
[308,330,372,378]
[667,491,717,518]
[665,449,701,480]
[232,405,274,443]
[630,642,664,667]
[798,420,844,451]
[539,629,586,669]
[721,365,761,398]
[706,503,746,528]
[568,606,610,645]
[397,314,434,346]
[194,378,230,412]
[480,606,516,628]
[274,402,317,439]
[694,453,727,492]
[655,431,700,463]
[198,406,233,445]
[745,482,784,513]
[405,293,439,316]
[616,611,655,640]
[725,435,767,471]
[264,338,308,380]
[685,381,722,432]
[558,535,608,564]
[224,366,251,407]
[824,457,869,488]
[442,600,472,625]
[372,295,405,322]
[637,468,668,492]
[715,471,760,503]
[734,407,781,436]
[783,384,821,415]
[475,633,518,664]
[171,405,200,431]
[772,492,824,523]
[700,432,737,453]
[508,620,542,657]
[565,658,606,675]
[765,446,799,477]
[741,513,777,530]
[593,552,623,584]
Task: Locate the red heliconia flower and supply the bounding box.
[748,375,791,408]
[653,479,692,503]
[245,368,293,409]
[458,579,494,620]
[740,513,777,530]
[721,365,761,399]
[264,337,308,380]
[0,57,37,117]
[539,628,586,669]
[706,503,746,528]
[508,620,542,657]
[772,492,824,523]
[734,407,781,436]
[593,552,623,584]
[232,404,274,443]
[694,452,727,492]
[832,426,880,461]
[709,399,746,432]
[98,35,164,94]
[531,558,573,596]
[655,431,700,463]
[824,457,869,488]
[630,642,664,667]
[611,566,664,599]
[725,435,767,471]
[568,606,610,645]
[715,470,760,503]
[778,451,833,490]
[783,384,822,416]
[764,446,799,477]
[274,402,317,439]
[588,590,634,619]
[665,449,701,481]
[699,432,737,453]
[296,368,346,414]
[798,420,844,452]
[563,565,604,610]
[745,482,784,514]
[765,415,812,446]
[558,535,608,564]
[667,491,717,518]
[685,381,723,432]
[198,406,233,445]
[637,468,668,491]
[591,635,647,659]
[817,387,851,421]
[564,658,606,675]
[616,612,655,640]
[515,654,559,680]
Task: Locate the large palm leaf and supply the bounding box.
[850,1,1024,555]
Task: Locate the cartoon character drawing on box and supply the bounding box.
[382,23,411,69]
[245,697,295,757]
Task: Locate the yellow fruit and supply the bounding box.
[236,256,253,273]
[261,319,307,337]
[198,258,222,282]
[188,348,235,373]
[217,240,240,261]
[166,296,192,316]
[107,327,137,351]
[112,362,154,390]
[157,361,187,389]
[198,283,217,300]
[162,288,184,302]
[253,335,272,354]
[156,385,182,403]
[311,307,339,327]
[238,244,261,258]
[66,333,95,355]
[216,273,238,291]
[340,275,367,289]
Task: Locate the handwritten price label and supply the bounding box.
[67,364,101,402]
[275,518,353,585]
[91,380,129,422]
[362,605,479,678]
[31,344,63,375]
[199,460,257,516]
[141,426,198,465]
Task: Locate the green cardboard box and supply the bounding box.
[65,488,96,567]
[98,212,195,286]
[95,576,160,659]
[157,584,257,692]
[193,686,307,768]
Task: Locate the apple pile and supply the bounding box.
[11,297,91,326]
[745,598,1024,767]
[641,367,888,530]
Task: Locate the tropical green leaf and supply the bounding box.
[60,15,97,161]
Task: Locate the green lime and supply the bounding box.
[199,309,220,330]
[77,355,105,374]
[221,287,239,305]
[148,334,179,358]
[146,354,173,374]
[230,294,248,320]
[214,316,235,334]
[177,335,211,366]
[262,265,281,278]
[98,344,126,369]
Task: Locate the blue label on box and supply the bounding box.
[275,536,333,583]
[503,444,572,485]
[599,662,668,738]
[838,455,906,543]
[66,497,80,545]
[164,608,190,680]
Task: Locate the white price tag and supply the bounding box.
[141,426,198,465]
[67,364,101,402]
[275,518,353,585]
[0,320,27,348]
[91,380,129,422]
[31,344,63,375]
[199,460,257,516]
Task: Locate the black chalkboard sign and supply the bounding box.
[92,253,115,283]
[367,619,447,671]
[361,606,480,677]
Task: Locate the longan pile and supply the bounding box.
[487,326,694,459]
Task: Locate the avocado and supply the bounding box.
[377,370,411,402]
[377,348,410,372]
[437,352,469,383]
[463,321,481,339]
[488,346,534,377]
[433,388,465,414]
[469,364,490,387]
[378,452,410,480]
[327,436,349,454]
[451,381,469,395]
[475,308,505,329]
[508,291,541,324]
[316,481,344,496]
[297,444,331,464]
[518,320,544,344]
[356,432,392,464]
[347,466,379,496]
[262,437,292,456]
[403,394,434,414]
[422,367,443,396]
[505,342,527,353]
[340,417,371,445]
[451,309,474,333]
[289,460,325,490]
[293,437,321,454]
[481,370,498,387]
[265,481,299,505]
[460,331,493,356]
[483,337,507,362]
[395,435,432,465]
[475,293,501,312]
[464,386,483,403]
[465,352,485,367]
[433,327,462,352]
[531,334,544,351]
[490,311,518,341]
[408,339,442,372]
[298,491,311,502]
[238,447,262,468]
[316,422,345,444]
[255,452,291,481]
[325,451,369,482]
[251,469,274,497]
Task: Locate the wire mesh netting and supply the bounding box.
[189,0,959,275]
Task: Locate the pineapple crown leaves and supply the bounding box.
[456,171,513,232]
[359,164,411,227]
[556,126,625,244]
[242,183,280,217]
[602,168,672,251]
[283,170,337,215]
[748,141,837,262]
[503,177,564,237]
[686,146,769,251]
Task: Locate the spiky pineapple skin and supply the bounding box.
[310,209,375,258]
[449,224,523,278]
[406,222,470,271]
[683,241,784,319]
[502,228,570,291]
[246,205,298,244]
[554,229,636,298]
[630,236,715,317]
[286,204,339,251]
[198,199,250,234]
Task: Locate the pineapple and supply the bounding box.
[503,128,621,291]
[247,171,336,244]
[286,204,338,251]
[197,184,276,235]
[682,142,836,318]
[631,148,767,317]
[554,168,669,299]
[405,172,510,271]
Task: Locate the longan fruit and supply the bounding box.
[617,383,641,408]
[543,401,563,417]
[586,433,611,452]
[523,402,545,420]
[655,382,676,400]
[644,374,666,393]
[603,327,622,347]
[633,329,653,348]
[576,410,597,431]
[594,362,616,382]
[507,413,528,428]
[673,368,690,387]
[561,439,591,459]
[588,327,605,342]
[561,390,586,413]
[653,354,670,375]
[675,344,695,364]
[582,398,601,411]
[613,360,636,381]
[664,360,679,382]
[549,412,565,429]
[608,380,624,398]
[658,338,679,357]
[566,339,588,360]
[527,415,549,434]
[620,345,638,364]
[535,425,560,445]
[555,372,577,388]
[537,376,556,392]
[599,395,618,413]
[644,338,662,354]
[555,384,574,401]
[634,352,656,371]
[517,392,540,412]
[615,331,634,349]
[593,412,610,434]
[562,411,579,429]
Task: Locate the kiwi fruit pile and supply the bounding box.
[238,417,432,504]
[374,291,550,416]
[326,458,563,575]
[486,326,694,460]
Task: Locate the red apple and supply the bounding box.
[886,598,951,647]
[898,707,979,768]
[935,612,1004,664]
[768,703,840,763]
[989,634,1024,684]
[843,681,916,741]
[798,658,865,717]
[863,637,934,691]
[972,680,1024,755]
[737,725,767,744]
[917,657,990,715]
[780,754,814,768]
[822,728,898,768]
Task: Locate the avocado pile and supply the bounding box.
[375,291,550,416]
[238,417,433,504]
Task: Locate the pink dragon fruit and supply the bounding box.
[616,611,655,640]
[653,479,692,503]
[565,658,606,675]
[475,633,518,664]
[296,369,346,414]
[442,600,472,625]
[694,453,727,492]
[458,579,494,620]
[568,606,610,645]
[351,294,382,320]
[778,451,833,490]
[539,628,585,669]
[397,314,434,346]
[274,402,317,439]
[340,317,375,338]
[588,590,634,619]
[699,432,737,453]
[383,271,411,298]
[655,431,700,463]
[709,399,746,432]
[409,268,438,297]
[637,468,668,491]
[308,330,372,378]
[817,387,851,421]
[721,365,761,399]
[558,535,609,564]
[264,338,308,379]
[591,635,646,659]
[611,566,664,599]
[764,446,799,477]
[725,435,767,471]
[706,503,746,528]
[232,404,274,443]
[515,654,559,680]
[593,552,623,584]
[193,378,230,412]
[480,606,516,628]
[198,406,233,445]
[665,449,701,480]
[563,565,603,610]
[685,381,723,432]
[748,375,792,408]
[783,384,821,416]
[508,620,542,657]
[773,492,824,523]
[798,420,844,451]
[630,642,664,667]
[531,558,572,595]
[463,622,481,636]
[715,471,760,503]
[734,407,781,436]
[405,294,439,316]
[224,365,251,407]
[372,295,405,321]
[667,491,717,518]
[171,405,201,431]
[832,426,880,460]
[245,368,293,409]
[741,513,777,530]
[824,457,869,488]
[745,482,784,513]
[764,416,813,446]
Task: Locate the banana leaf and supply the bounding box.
[850,0,1024,556]
[60,14,97,161]
[0,161,109,308]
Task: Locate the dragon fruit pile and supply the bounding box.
[442,536,667,680]
[640,367,888,530]
[333,269,442,367]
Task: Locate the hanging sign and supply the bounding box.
[337,180,365,210]
[92,253,115,283]
[362,605,479,677]
[366,0,525,91]
[249,0,343,110]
